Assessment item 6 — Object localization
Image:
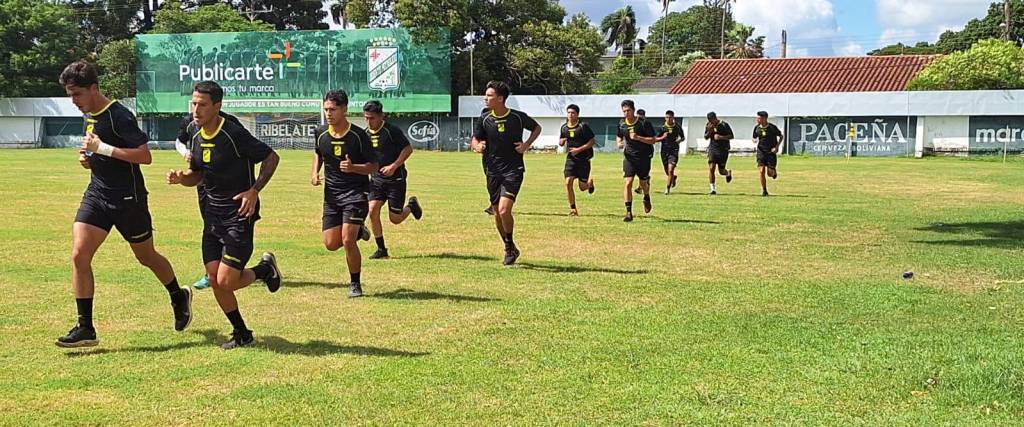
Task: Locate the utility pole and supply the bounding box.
[242,0,273,23]
[719,2,727,59]
[781,29,787,58]
[1004,0,1013,41]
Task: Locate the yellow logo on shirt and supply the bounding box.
[497,123,505,133]
[569,130,575,138]
[85,118,97,135]
[371,136,379,148]
[202,149,211,163]
[332,140,343,157]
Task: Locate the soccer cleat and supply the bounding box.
[769,169,778,180]
[192,275,210,290]
[762,190,770,197]
[172,286,193,332]
[623,213,634,222]
[710,190,717,195]
[671,175,678,188]
[634,187,643,194]
[502,246,520,266]
[369,248,390,259]
[261,252,281,293]
[484,206,495,215]
[643,197,652,214]
[587,178,595,194]
[359,225,371,241]
[407,196,423,220]
[55,323,98,348]
[664,186,670,195]
[725,170,733,183]
[569,209,579,217]
[348,282,364,298]
[221,329,254,350]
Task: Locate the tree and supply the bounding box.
[96,39,135,99]
[336,0,396,28]
[594,56,642,94]
[70,0,145,53]
[152,1,274,34]
[0,0,83,97]
[872,1,1023,55]
[868,42,941,56]
[184,0,327,30]
[648,5,734,60]
[907,39,1024,90]
[599,6,638,55]
[726,23,764,58]
[508,13,605,94]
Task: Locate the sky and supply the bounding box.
[558,0,997,56]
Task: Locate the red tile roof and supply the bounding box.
[668,55,939,94]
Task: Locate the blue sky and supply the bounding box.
[558,0,995,56]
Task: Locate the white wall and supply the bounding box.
[922,116,969,154]
[0,117,40,146]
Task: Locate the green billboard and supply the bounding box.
[135,28,450,114]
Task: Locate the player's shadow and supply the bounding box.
[63,329,427,358]
[913,220,1024,249]
[651,217,720,224]
[370,288,498,303]
[515,262,648,275]
[407,253,498,262]
[674,191,814,198]
[517,211,626,219]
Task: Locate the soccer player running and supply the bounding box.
[363,100,423,259]
[617,100,657,222]
[57,60,192,348]
[175,110,245,290]
[704,112,734,195]
[311,90,378,297]
[470,81,541,265]
[752,110,784,197]
[167,81,282,349]
[558,104,596,216]
[655,110,684,195]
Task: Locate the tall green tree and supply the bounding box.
[96,39,136,99]
[599,6,638,55]
[508,13,605,94]
[868,42,941,56]
[594,56,641,94]
[184,0,327,30]
[152,1,274,34]
[70,0,144,53]
[335,0,396,28]
[648,4,734,60]
[726,23,765,58]
[872,1,1023,55]
[0,0,83,97]
[908,39,1024,90]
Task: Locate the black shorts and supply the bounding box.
[757,151,778,168]
[202,213,256,270]
[369,178,407,214]
[708,148,730,165]
[323,200,369,230]
[486,172,524,206]
[563,157,592,180]
[75,192,153,244]
[661,149,679,168]
[623,156,652,180]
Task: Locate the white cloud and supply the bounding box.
[876,0,992,46]
[836,41,865,56]
[733,0,840,57]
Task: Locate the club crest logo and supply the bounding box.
[368,37,400,91]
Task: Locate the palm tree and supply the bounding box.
[600,6,638,55]
[726,24,765,58]
[330,0,349,28]
[656,0,675,67]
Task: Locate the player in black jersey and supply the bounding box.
[175,111,244,291]
[704,112,734,195]
[655,110,684,195]
[311,90,378,298]
[752,111,784,196]
[56,60,192,348]
[471,81,541,265]
[616,100,657,222]
[167,81,281,349]
[558,104,596,216]
[362,100,422,259]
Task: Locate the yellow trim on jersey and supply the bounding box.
[367,121,385,134]
[624,118,637,126]
[489,108,511,119]
[199,117,225,140]
[89,99,116,116]
[328,122,351,139]
[565,120,578,129]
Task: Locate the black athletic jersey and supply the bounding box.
[753,123,783,152]
[314,123,377,204]
[367,121,411,182]
[83,101,148,200]
[177,111,242,145]
[705,121,734,151]
[473,108,539,175]
[659,121,684,150]
[560,121,596,160]
[617,117,656,158]
[188,117,274,216]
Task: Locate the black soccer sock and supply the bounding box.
[225,309,248,332]
[504,232,515,248]
[375,236,386,250]
[625,201,633,213]
[644,194,651,202]
[351,272,361,284]
[570,203,576,210]
[163,277,181,297]
[251,263,271,281]
[76,298,93,329]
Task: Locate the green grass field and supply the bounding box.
[1,149,1023,425]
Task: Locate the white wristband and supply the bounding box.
[95,142,115,157]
